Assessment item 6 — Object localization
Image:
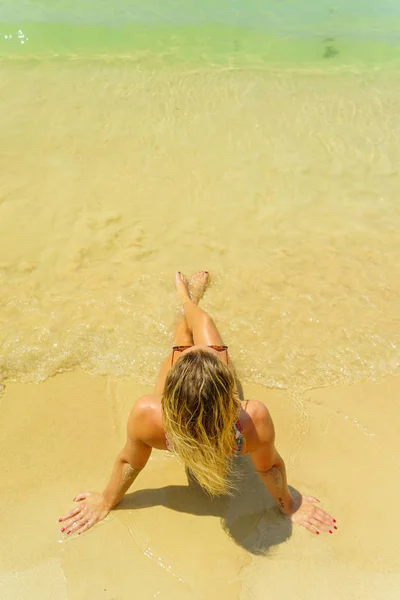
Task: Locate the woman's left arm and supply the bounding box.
[249,402,337,534]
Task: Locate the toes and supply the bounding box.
[176,271,188,285]
[191,270,209,286]
[197,270,208,279]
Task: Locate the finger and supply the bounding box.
[60,509,86,532]
[58,506,83,523]
[310,517,333,533]
[312,511,338,533]
[62,507,87,529]
[315,507,335,524]
[303,495,320,504]
[65,514,88,535]
[73,492,91,502]
[303,521,320,535]
[76,519,95,536]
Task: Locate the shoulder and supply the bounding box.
[242,400,275,450]
[245,399,272,423]
[127,394,162,439]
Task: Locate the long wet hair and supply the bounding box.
[162,348,241,496]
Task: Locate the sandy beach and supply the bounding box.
[1,370,399,599]
[1,54,400,599]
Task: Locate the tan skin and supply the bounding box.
[59,271,337,537]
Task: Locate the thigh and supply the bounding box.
[153,353,174,396]
[192,314,225,347]
[153,349,190,395]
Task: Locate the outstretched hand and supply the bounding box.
[58,491,110,536]
[289,495,337,535]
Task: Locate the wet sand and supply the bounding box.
[1,370,399,599]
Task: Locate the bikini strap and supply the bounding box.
[165,433,173,452]
[233,419,243,456]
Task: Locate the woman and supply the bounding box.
[59,271,337,536]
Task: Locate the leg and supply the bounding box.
[176,271,242,398]
[153,271,210,395]
[176,272,224,346]
[153,316,192,396]
[173,314,193,347]
[183,301,224,346]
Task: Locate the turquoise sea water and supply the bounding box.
[1,1,399,67]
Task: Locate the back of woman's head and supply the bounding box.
[162,349,240,496]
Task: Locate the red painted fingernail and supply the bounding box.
[333,519,336,523]
[329,530,333,534]
[334,526,338,530]
[61,528,65,532]
[67,530,71,535]
[316,531,320,535]
[58,518,62,522]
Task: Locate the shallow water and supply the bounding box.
[1,62,399,393]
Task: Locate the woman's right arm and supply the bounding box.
[58,399,152,536]
[102,437,151,511]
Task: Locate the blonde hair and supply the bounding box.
[162,348,241,496]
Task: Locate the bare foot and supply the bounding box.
[175,271,192,305]
[189,271,209,304]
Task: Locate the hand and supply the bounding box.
[58,491,110,536]
[288,495,337,535]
